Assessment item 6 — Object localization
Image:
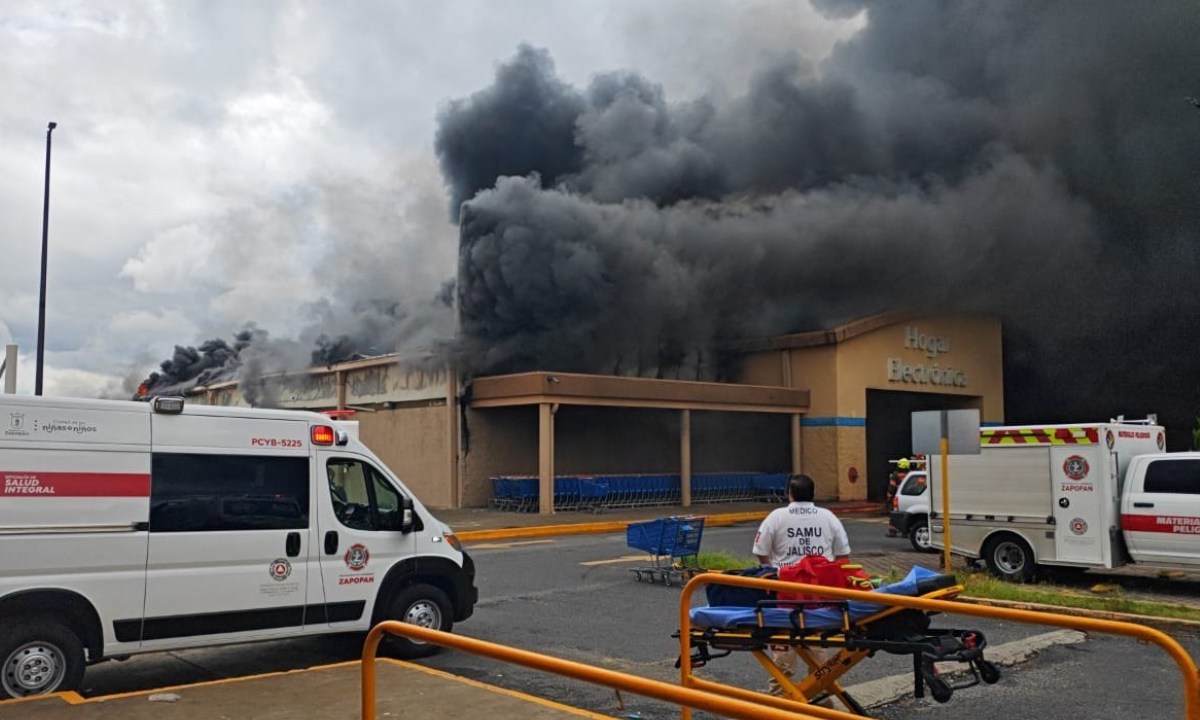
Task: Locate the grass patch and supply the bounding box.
[696,551,758,572]
[956,571,1200,621]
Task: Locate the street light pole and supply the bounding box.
[35,121,57,396]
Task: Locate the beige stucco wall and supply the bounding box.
[737,352,785,387]
[735,314,1003,502]
[460,406,539,508]
[835,426,868,501]
[834,315,1004,421]
[800,426,839,501]
[358,403,454,508]
[789,346,839,415]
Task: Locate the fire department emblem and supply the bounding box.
[344,544,370,571]
[1158,432,1166,451]
[269,558,292,582]
[1105,430,1115,450]
[1063,455,1090,481]
[7,413,24,431]
[1070,518,1088,536]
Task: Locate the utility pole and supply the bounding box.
[35,121,57,396]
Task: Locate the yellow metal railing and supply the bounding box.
[678,573,1200,720]
[362,621,861,719]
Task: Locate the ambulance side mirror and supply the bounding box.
[400,496,415,534]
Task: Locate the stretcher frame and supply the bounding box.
[677,572,1200,720]
[683,586,995,715]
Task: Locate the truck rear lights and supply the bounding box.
[311,425,336,445]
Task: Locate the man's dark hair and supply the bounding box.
[788,474,815,502]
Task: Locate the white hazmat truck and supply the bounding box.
[928,419,1200,580]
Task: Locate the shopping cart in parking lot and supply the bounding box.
[626,515,705,586]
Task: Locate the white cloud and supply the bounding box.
[120,224,220,293]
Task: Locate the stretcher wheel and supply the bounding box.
[663,572,673,587]
[978,660,1001,684]
[927,676,953,704]
[634,571,643,582]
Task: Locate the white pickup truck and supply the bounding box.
[928,420,1200,580]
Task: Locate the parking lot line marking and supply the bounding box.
[383,658,611,719]
[579,554,649,566]
[469,539,557,550]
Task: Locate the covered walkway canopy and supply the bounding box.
[469,372,810,514]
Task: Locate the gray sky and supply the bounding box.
[0,1,861,397]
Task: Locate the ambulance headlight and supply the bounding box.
[152,397,185,414]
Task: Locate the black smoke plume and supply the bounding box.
[440,4,1200,444]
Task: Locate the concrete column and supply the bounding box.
[538,402,555,515]
[446,370,461,509]
[3,345,16,394]
[791,414,803,475]
[680,409,692,508]
[335,370,347,410]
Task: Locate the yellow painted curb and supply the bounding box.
[457,511,770,543]
[959,595,1200,636]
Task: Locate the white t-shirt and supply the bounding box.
[752,501,851,567]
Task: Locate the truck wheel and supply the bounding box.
[908,519,936,553]
[384,584,453,660]
[1,618,85,699]
[983,535,1036,582]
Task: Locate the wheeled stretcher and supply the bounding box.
[682,566,1000,715]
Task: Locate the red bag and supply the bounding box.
[777,555,873,603]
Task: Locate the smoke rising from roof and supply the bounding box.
[139,1,1200,441]
[442,3,1200,438]
[136,172,457,403]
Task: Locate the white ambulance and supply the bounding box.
[0,394,477,698]
[928,419,1200,580]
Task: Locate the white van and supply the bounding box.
[0,395,477,698]
[888,471,934,552]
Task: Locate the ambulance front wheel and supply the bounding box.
[0,617,85,699]
[384,584,453,660]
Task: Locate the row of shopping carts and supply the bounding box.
[490,472,789,512]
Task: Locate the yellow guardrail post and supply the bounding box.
[362,620,859,719]
[678,572,1200,720]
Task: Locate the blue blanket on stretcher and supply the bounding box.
[690,566,951,631]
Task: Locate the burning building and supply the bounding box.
[139,2,1200,509]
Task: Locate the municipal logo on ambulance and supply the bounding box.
[269,558,292,582]
[4,413,29,436]
[344,544,370,571]
[1070,518,1088,536]
[1063,455,1090,481]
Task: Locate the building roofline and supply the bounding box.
[727,310,920,353]
[468,371,809,414]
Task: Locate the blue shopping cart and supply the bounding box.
[626,515,706,586]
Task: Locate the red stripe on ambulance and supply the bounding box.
[1121,514,1200,535]
[1,472,150,497]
